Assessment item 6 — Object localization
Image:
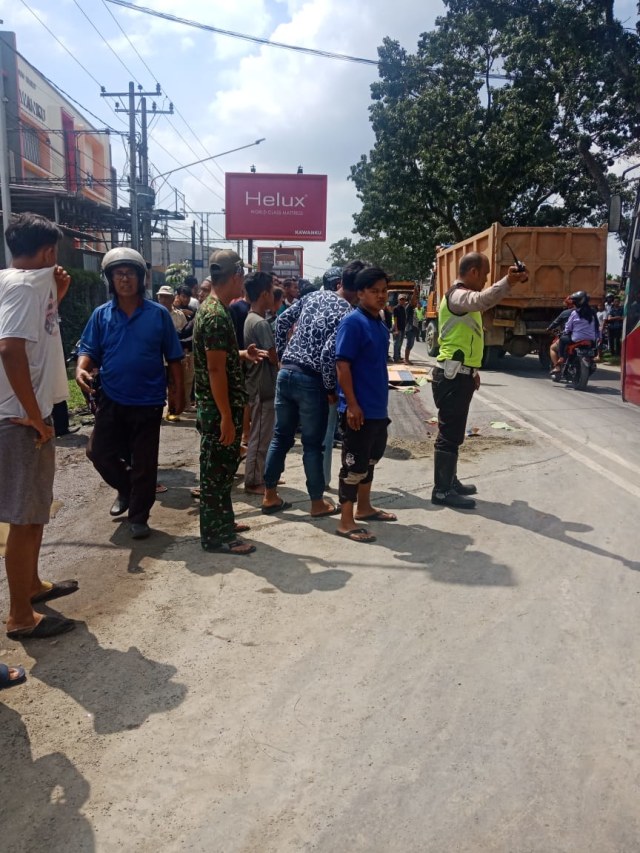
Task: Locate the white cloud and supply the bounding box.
[1,0,629,274]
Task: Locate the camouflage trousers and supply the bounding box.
[197,405,243,548]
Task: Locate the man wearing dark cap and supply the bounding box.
[192,249,264,555]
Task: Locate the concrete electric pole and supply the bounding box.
[100,82,173,258]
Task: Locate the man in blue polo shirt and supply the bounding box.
[76,248,184,538]
[334,266,397,544]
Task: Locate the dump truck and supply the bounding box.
[424,224,608,368]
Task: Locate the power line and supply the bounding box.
[103,0,380,66]
[100,0,158,84]
[102,0,228,191]
[17,0,128,128]
[105,0,511,81]
[0,26,120,130]
[18,0,103,86]
[72,0,141,85]
[149,138,225,203]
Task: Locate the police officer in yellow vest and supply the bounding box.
[432,252,528,508]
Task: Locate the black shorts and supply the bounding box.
[338,416,389,500]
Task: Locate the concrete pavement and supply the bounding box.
[1,349,640,852]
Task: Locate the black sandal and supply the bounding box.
[202,538,256,555]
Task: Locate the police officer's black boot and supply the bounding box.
[452,464,477,496]
[431,450,476,509]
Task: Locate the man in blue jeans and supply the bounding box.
[261,274,359,517]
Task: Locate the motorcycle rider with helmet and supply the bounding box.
[547,295,574,373]
[551,290,599,375]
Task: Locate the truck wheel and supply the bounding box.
[481,346,502,369]
[538,346,552,371]
[425,322,439,357]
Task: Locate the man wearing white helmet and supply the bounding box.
[76,248,184,539]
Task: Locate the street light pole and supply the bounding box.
[153,139,266,180]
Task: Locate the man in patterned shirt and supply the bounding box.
[261,268,360,517]
[193,250,265,555]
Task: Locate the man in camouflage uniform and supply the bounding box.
[193,250,260,555]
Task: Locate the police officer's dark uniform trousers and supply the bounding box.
[431,285,482,509]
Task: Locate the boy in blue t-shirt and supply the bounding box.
[335,267,396,543]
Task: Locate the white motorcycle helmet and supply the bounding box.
[102,247,147,293]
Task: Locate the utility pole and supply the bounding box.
[191,220,196,274]
[0,65,13,264]
[139,96,149,263]
[101,82,173,256]
[200,222,204,280]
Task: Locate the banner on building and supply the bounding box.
[13,52,112,207]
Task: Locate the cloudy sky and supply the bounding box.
[1,0,637,276]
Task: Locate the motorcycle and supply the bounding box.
[551,339,597,390]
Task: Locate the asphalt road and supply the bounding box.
[1,348,640,853]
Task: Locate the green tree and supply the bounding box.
[164,261,192,285]
[351,0,640,262]
[328,235,421,279]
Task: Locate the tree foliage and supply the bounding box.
[328,236,419,279]
[351,0,640,272]
[164,260,192,285]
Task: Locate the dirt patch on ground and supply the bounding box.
[386,433,532,460]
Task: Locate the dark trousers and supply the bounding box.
[557,334,571,360]
[431,367,476,456]
[338,416,389,504]
[86,394,163,524]
[609,326,622,357]
[198,406,243,547]
[52,400,70,437]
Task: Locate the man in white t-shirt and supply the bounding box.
[0,213,78,641]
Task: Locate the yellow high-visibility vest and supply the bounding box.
[437,287,484,368]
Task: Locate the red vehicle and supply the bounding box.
[256,246,304,279]
[610,179,640,405]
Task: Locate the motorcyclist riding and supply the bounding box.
[547,295,574,373]
[550,291,599,376]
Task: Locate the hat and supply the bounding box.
[157,285,175,296]
[209,249,244,280]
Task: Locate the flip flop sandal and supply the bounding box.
[234,522,251,533]
[335,527,376,543]
[7,615,76,640]
[202,539,256,555]
[261,499,292,515]
[155,484,168,494]
[31,579,79,604]
[356,510,397,522]
[190,487,201,499]
[311,504,340,518]
[0,663,26,689]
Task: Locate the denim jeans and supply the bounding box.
[264,368,329,500]
[405,326,417,355]
[393,331,405,361]
[323,401,338,487]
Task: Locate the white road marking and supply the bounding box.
[476,385,640,499]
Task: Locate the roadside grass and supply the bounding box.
[602,352,621,366]
[67,377,87,414]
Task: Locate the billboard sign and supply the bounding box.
[225,173,327,241]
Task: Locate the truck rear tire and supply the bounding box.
[538,346,552,371]
[481,345,502,369]
[425,321,439,357]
